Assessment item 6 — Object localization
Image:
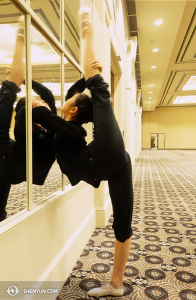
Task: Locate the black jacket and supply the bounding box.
[32,78,100,188]
[3,80,56,185]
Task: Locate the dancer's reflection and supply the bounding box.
[0,20,56,222]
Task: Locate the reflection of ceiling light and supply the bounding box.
[152,48,159,52]
[182,76,196,91]
[151,66,156,69]
[0,51,4,58]
[0,23,67,65]
[17,83,73,98]
[148,97,151,99]
[173,95,196,104]
[154,20,163,26]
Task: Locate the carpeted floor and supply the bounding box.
[57,150,196,300]
[6,163,70,218]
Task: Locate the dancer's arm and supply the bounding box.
[66,77,86,100]
[32,80,56,115]
[32,106,85,140]
[66,61,102,100]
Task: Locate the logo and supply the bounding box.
[7,286,20,297]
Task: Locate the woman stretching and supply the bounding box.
[32,7,133,297]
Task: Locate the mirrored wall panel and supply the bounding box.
[0,1,27,223]
[30,0,60,43]
[29,26,62,206]
[64,0,81,64]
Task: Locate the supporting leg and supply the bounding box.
[110,237,131,288]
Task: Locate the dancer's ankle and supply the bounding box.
[109,280,123,289]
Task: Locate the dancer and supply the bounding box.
[0,20,56,222]
[32,7,133,297]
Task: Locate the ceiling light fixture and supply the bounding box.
[154,20,163,26]
[148,102,151,103]
[173,95,196,104]
[152,48,159,52]
[148,97,152,99]
[151,66,156,69]
[149,92,152,94]
[149,85,154,87]
[182,76,196,91]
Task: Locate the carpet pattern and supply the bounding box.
[6,163,69,218]
[57,150,196,300]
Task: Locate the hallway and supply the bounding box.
[57,150,196,300]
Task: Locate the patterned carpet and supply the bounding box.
[6,163,70,218]
[57,150,196,300]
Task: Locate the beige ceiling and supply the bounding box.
[127,0,196,111]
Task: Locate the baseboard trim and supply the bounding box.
[24,208,96,299]
[96,196,112,228]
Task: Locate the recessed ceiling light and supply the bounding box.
[149,92,152,94]
[149,85,154,87]
[148,102,151,103]
[182,76,196,91]
[148,97,152,99]
[173,95,196,104]
[151,66,156,69]
[152,48,159,52]
[154,20,163,26]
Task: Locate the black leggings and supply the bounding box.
[86,75,134,242]
[0,81,19,221]
[0,172,11,221]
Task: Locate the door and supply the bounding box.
[158,133,165,149]
[151,133,158,149]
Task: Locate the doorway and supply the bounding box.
[151,133,165,149]
[151,133,158,149]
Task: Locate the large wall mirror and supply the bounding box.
[0,0,84,223]
[30,26,63,206]
[0,1,27,223]
[64,0,81,64]
[30,0,60,43]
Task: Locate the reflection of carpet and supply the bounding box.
[170,150,196,156]
[57,150,196,300]
[6,163,70,218]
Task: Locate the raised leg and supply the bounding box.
[6,17,25,87]
[78,6,99,81]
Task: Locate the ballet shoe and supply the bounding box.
[78,6,92,29]
[87,283,123,297]
[17,15,24,35]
